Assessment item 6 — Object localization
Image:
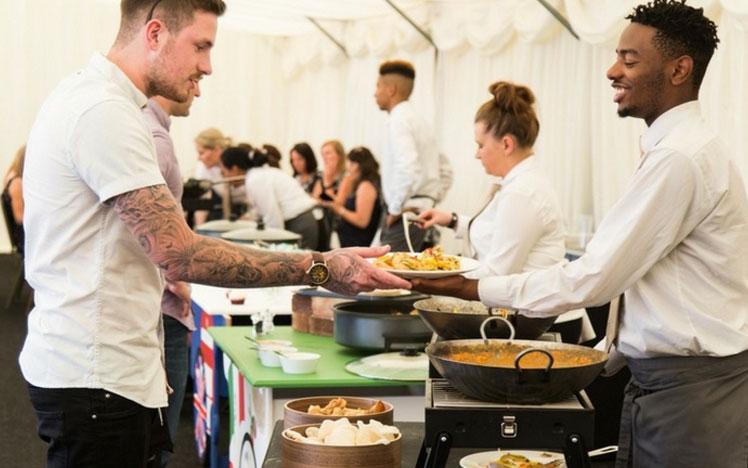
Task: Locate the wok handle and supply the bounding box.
[514,347,554,374]
[480,316,515,344]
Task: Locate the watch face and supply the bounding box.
[309,264,329,284]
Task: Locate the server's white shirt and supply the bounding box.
[382,101,450,214]
[20,53,168,407]
[245,166,316,229]
[479,101,748,358]
[456,156,566,279]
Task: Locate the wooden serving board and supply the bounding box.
[291,294,348,336]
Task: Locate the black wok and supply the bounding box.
[414,297,556,340]
[426,317,607,403]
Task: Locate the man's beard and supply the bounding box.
[145,43,189,102]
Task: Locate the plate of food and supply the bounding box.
[372,246,480,279]
[460,450,565,468]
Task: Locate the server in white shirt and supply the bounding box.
[19,2,409,466]
[413,2,748,467]
[418,81,592,341]
[219,147,320,250]
[374,60,453,251]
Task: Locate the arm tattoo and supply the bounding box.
[112,185,310,288]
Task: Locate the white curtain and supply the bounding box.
[2,0,747,254]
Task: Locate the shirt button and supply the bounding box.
[91,414,97,420]
[105,393,111,399]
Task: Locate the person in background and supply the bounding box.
[193,127,232,224]
[20,1,408,466]
[313,140,346,250]
[142,84,199,466]
[413,2,748,466]
[263,143,282,168]
[221,147,321,250]
[3,145,26,231]
[323,147,383,248]
[290,142,320,194]
[374,59,453,251]
[417,81,592,340]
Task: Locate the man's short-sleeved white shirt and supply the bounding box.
[19,53,168,408]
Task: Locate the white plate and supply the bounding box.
[195,219,257,233]
[372,256,481,279]
[459,450,565,468]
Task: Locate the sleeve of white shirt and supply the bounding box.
[470,190,545,278]
[247,173,284,229]
[453,214,471,239]
[70,100,165,202]
[387,115,420,214]
[478,149,705,315]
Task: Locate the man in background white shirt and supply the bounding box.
[374,59,453,251]
[20,1,409,466]
[412,1,748,466]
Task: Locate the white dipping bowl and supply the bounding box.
[258,345,297,368]
[279,352,321,374]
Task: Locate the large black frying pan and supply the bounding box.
[414,297,557,340]
[426,317,608,403]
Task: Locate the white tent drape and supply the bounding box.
[2,0,747,254]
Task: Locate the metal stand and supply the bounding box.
[418,431,593,468]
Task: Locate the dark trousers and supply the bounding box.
[28,384,172,468]
[379,214,426,252]
[161,316,190,467]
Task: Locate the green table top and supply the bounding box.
[207,326,424,389]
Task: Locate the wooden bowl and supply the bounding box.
[282,423,401,468]
[284,396,394,429]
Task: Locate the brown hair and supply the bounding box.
[262,144,282,168]
[379,60,415,80]
[474,81,540,148]
[117,0,226,43]
[195,127,232,149]
[322,140,346,178]
[5,144,26,179]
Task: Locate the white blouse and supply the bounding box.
[245,166,317,229]
[457,156,566,279]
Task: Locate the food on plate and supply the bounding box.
[374,246,460,271]
[284,418,400,446]
[487,452,564,468]
[447,344,595,369]
[307,397,386,417]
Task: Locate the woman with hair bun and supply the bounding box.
[418,81,590,340]
[220,146,320,250]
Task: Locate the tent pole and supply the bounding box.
[535,0,580,40]
[307,17,349,58]
[382,0,438,54]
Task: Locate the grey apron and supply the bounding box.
[284,209,319,250]
[616,349,748,468]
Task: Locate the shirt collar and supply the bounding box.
[88,52,148,109]
[146,99,171,130]
[640,100,701,154]
[498,155,537,187]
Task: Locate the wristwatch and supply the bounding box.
[447,212,459,229]
[306,252,330,286]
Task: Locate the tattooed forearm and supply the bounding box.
[112,185,311,287]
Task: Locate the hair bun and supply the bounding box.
[488,81,536,114]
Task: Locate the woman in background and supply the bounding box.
[313,140,347,250]
[290,142,320,194]
[2,144,26,253]
[324,147,382,248]
[221,147,320,250]
[418,81,592,341]
[193,127,233,224]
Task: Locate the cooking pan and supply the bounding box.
[333,300,433,352]
[426,317,607,403]
[414,297,556,340]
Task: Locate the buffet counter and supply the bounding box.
[206,326,425,468]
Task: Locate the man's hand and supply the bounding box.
[324,246,411,296]
[165,281,192,318]
[411,276,480,301]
